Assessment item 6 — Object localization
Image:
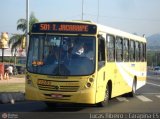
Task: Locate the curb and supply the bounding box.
[147,76,160,80]
[0,92,25,104]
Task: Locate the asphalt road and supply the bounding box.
[0,73,160,119]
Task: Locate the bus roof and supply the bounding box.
[73,20,146,42]
[96,23,146,43]
[32,20,146,42]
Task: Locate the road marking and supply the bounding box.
[140,93,160,95]
[156,95,160,98]
[116,97,129,102]
[136,95,152,102]
[146,82,160,87]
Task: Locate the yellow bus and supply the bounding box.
[25,21,147,107]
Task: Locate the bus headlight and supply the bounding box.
[85,77,94,88]
[86,82,92,88]
[88,78,94,83]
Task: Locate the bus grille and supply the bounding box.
[38,84,79,92]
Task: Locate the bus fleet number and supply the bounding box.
[40,24,50,30]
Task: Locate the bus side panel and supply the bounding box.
[95,66,107,103]
[105,62,121,98]
[115,62,147,95]
[106,62,127,98]
[107,62,146,98]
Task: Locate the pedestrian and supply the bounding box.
[7,65,13,77]
[4,67,9,80]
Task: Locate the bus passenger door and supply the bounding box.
[96,33,107,103]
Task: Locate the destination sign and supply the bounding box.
[31,22,97,34]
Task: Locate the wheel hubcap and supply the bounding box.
[133,81,136,93]
[104,87,109,101]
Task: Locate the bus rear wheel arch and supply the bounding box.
[126,76,137,97]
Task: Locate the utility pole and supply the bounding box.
[97,0,99,23]
[26,0,29,55]
[82,0,84,20]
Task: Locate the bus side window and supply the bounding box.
[123,38,129,62]
[98,35,105,69]
[135,41,140,61]
[130,40,135,62]
[143,43,147,61]
[116,36,123,62]
[106,34,115,62]
[140,42,143,61]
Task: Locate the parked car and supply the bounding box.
[13,66,18,75]
[154,66,160,74]
[16,66,25,74]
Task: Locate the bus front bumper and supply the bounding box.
[25,86,96,104]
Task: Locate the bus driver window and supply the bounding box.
[98,35,106,69]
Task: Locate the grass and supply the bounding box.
[12,74,25,78]
[0,74,25,92]
[0,83,25,92]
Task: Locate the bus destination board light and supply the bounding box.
[32,22,97,34]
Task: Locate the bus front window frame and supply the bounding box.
[27,34,96,76]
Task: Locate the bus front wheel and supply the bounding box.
[97,85,110,107]
[45,102,57,108]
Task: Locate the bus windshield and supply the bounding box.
[27,35,96,76]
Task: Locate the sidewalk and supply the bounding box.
[0,76,25,83]
[0,76,25,104]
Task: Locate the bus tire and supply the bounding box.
[45,102,57,108]
[97,85,110,107]
[127,78,137,97]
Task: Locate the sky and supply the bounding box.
[1,0,160,38]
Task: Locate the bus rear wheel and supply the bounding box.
[127,79,137,97]
[97,85,110,107]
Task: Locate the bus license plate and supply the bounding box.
[51,94,63,98]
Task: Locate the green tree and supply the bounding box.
[9,12,39,54]
[17,12,39,33]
